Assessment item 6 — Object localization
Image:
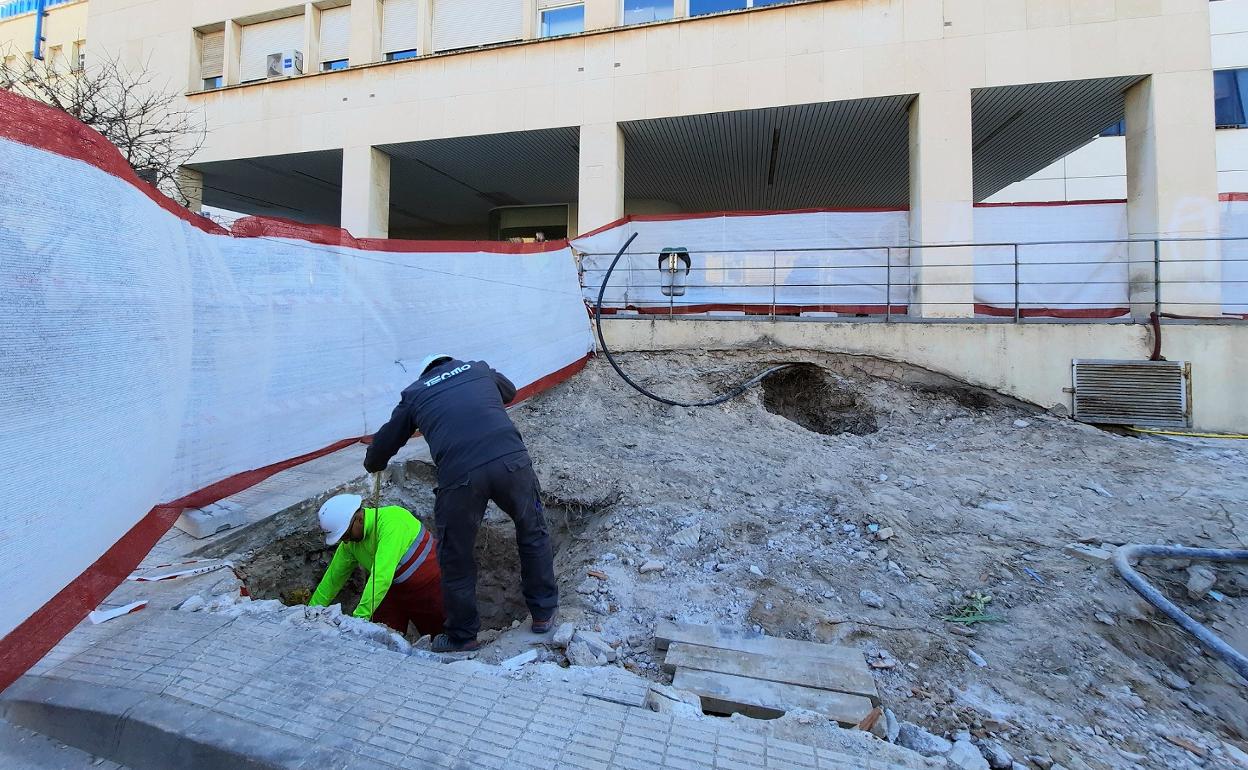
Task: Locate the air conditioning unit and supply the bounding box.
[1072,359,1191,428]
[266,50,303,78]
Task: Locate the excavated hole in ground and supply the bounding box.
[761,363,878,435]
[234,483,575,640]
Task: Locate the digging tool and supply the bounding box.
[370,471,381,612]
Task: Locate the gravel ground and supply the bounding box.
[494,351,1248,770]
[198,349,1248,770]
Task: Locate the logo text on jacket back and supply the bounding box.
[424,363,472,387]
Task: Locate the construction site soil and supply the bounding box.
[224,351,1247,770]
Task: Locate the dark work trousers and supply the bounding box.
[434,451,558,643]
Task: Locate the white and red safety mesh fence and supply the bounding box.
[574,202,1248,318]
[0,91,592,688]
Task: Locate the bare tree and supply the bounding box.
[0,49,206,206]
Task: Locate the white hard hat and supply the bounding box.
[318,494,362,545]
[419,353,453,375]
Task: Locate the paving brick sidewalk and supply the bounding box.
[17,610,926,770]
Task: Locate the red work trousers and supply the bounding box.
[371,554,446,638]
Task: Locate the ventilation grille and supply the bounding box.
[1072,360,1190,428]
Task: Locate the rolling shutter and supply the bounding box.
[432,0,522,52]
[239,15,303,82]
[200,31,224,80]
[319,6,351,63]
[381,0,420,55]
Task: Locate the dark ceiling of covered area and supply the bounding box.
[380,128,580,234]
[193,149,343,225]
[621,96,916,211]
[972,75,1144,200]
[192,75,1144,232]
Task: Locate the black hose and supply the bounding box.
[593,232,796,407]
[1114,543,1248,683]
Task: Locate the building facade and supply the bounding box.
[2,0,1228,318]
[0,0,88,71]
[990,0,1248,202]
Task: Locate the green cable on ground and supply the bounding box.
[1128,426,1248,440]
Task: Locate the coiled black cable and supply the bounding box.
[593,232,796,407]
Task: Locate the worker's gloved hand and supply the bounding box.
[363,457,386,474]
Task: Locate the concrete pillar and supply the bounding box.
[583,0,618,31]
[522,0,537,39]
[187,29,202,91]
[341,146,390,239]
[303,3,320,74]
[177,167,204,213]
[577,123,625,236]
[1125,73,1221,318]
[908,89,975,318]
[416,0,434,53]
[349,0,381,65]
[223,20,241,86]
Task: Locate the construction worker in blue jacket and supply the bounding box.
[364,353,558,653]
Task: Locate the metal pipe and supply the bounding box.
[1113,544,1248,684]
[32,0,47,60]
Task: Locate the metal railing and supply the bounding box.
[580,236,1248,323]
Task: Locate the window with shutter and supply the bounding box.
[239,15,303,82]
[200,30,224,80]
[432,0,522,53]
[319,6,351,65]
[381,0,420,55]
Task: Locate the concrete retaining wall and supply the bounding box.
[599,319,1248,433]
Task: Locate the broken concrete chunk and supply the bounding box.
[573,630,616,662]
[1064,543,1115,563]
[875,527,895,541]
[639,560,666,574]
[552,623,575,648]
[575,578,598,595]
[175,504,246,539]
[884,708,900,744]
[896,721,952,756]
[859,590,886,609]
[1185,565,1216,600]
[566,640,600,667]
[976,739,1013,769]
[500,649,539,670]
[177,595,206,613]
[1012,419,1031,428]
[671,523,701,547]
[749,565,765,577]
[967,649,988,668]
[947,740,990,770]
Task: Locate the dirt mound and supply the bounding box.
[507,351,1248,770]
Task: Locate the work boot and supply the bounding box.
[531,609,558,635]
[431,633,480,653]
